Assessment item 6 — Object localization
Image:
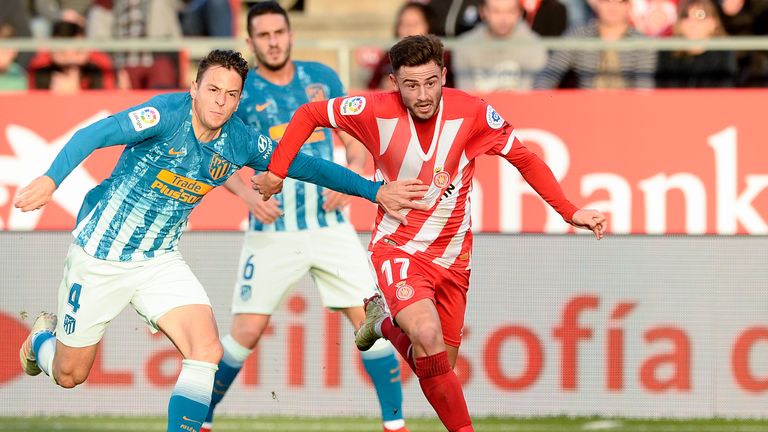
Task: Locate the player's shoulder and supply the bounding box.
[121,92,189,133]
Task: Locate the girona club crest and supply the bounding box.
[208,153,230,181]
[433,170,451,188]
[395,280,415,301]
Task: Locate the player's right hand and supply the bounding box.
[14,175,56,212]
[245,191,283,224]
[376,179,430,226]
[251,171,283,201]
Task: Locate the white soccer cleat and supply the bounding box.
[19,312,57,376]
[355,294,389,351]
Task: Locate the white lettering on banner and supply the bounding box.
[709,127,768,234]
[500,128,571,233]
[581,174,631,233]
[638,174,707,234]
[497,126,767,234]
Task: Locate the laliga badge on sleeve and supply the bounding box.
[486,105,505,129]
[129,107,160,132]
[340,96,367,116]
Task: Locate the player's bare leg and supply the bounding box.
[20,312,99,388]
[51,341,98,387]
[343,306,408,432]
[158,304,223,432]
[389,299,474,432]
[202,313,270,432]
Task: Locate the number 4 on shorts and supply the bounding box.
[67,283,82,313]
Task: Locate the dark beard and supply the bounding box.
[256,48,291,72]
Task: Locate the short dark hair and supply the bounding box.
[52,20,85,38]
[195,49,249,87]
[389,35,444,72]
[246,1,290,37]
[394,2,433,38]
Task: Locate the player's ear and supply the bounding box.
[190,79,198,99]
[389,73,398,91]
[441,67,447,86]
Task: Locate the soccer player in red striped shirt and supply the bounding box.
[254,35,607,432]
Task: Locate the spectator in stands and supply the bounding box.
[453,0,548,91]
[367,2,455,90]
[522,0,569,35]
[655,0,737,87]
[87,0,184,89]
[30,0,90,37]
[0,0,35,67]
[0,24,27,91]
[27,20,116,92]
[180,0,235,37]
[534,0,657,89]
[632,0,678,36]
[716,0,768,86]
[424,0,483,36]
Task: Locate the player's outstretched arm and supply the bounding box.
[14,176,57,212]
[14,116,128,212]
[570,209,607,240]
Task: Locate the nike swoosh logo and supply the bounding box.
[169,148,186,156]
[255,102,271,112]
[181,416,202,425]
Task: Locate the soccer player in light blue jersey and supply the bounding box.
[14,49,427,432]
[202,4,409,432]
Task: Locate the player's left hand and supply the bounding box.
[376,179,430,226]
[14,175,57,212]
[251,171,283,200]
[322,190,350,211]
[570,209,607,240]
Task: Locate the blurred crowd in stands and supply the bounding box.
[1,0,767,93]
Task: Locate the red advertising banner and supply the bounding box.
[1,90,766,234]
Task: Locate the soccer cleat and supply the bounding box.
[355,293,389,351]
[19,312,57,376]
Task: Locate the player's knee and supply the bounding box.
[231,319,268,349]
[188,339,224,364]
[408,322,443,350]
[54,368,88,389]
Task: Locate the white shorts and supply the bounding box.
[56,244,211,347]
[231,223,375,314]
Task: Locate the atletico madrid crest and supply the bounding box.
[208,153,230,181]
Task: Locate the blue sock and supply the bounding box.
[361,341,405,422]
[204,358,243,423]
[32,331,55,374]
[204,335,251,425]
[168,359,216,432]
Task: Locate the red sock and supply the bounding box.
[415,351,473,432]
[380,317,416,371]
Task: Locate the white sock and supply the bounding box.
[173,359,218,405]
[384,419,405,430]
[36,336,56,377]
[221,334,252,366]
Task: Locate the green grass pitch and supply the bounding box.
[1,416,767,432]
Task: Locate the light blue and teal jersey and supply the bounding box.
[236,61,346,232]
[45,92,380,262]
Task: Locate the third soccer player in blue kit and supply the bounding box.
[202,3,409,432]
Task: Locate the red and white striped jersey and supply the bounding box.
[269,88,578,270]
